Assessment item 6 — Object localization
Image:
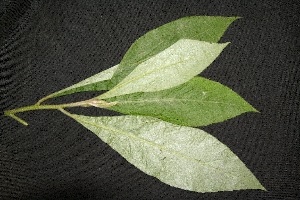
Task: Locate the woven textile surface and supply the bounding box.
[0,0,299,199]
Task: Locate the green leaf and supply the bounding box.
[68,113,265,193]
[38,16,238,103]
[39,65,119,101]
[99,39,228,99]
[105,77,257,127]
[111,16,239,85]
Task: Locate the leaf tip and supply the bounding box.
[241,99,259,114]
[248,104,260,113]
[234,16,243,20]
[261,187,267,191]
[256,182,267,192]
[224,16,242,24]
[220,42,231,49]
[253,107,260,113]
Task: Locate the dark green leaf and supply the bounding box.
[105,77,257,127]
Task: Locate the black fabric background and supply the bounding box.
[0,0,299,199]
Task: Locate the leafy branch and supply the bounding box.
[3,16,265,193]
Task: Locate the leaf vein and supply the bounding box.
[74,115,238,178]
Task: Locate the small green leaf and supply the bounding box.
[111,16,239,85]
[105,77,257,127]
[69,114,265,193]
[39,65,119,101]
[99,39,228,99]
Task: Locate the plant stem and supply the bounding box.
[3,98,116,126]
[5,100,88,115]
[36,95,54,105]
[9,114,29,126]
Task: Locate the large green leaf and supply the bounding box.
[111,16,239,85]
[66,113,265,193]
[99,39,228,99]
[105,77,257,127]
[38,16,238,103]
[37,65,119,103]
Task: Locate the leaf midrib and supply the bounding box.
[104,57,191,98]
[115,98,241,107]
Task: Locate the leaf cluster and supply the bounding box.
[5,16,265,193]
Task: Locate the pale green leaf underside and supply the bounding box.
[111,16,239,85]
[39,16,238,101]
[105,77,257,127]
[44,65,119,99]
[99,39,228,99]
[71,114,265,193]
